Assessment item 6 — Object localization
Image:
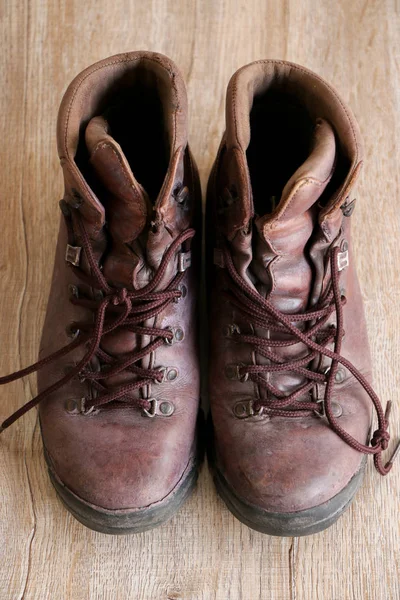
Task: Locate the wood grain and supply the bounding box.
[0,0,399,598]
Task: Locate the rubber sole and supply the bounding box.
[212,457,366,536]
[207,413,367,536]
[45,448,199,535]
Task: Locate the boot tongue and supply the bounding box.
[86,116,159,288]
[261,118,336,225]
[253,118,336,312]
[86,116,151,246]
[249,118,336,398]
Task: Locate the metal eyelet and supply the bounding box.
[142,398,175,418]
[323,365,331,379]
[174,284,187,303]
[337,240,349,272]
[233,399,264,419]
[159,401,175,416]
[154,367,179,384]
[225,363,248,382]
[66,323,80,339]
[65,244,82,266]
[340,198,356,217]
[174,185,189,205]
[166,368,178,381]
[334,368,346,384]
[223,323,241,337]
[65,398,98,415]
[178,252,191,272]
[65,399,80,414]
[164,326,184,345]
[314,398,343,419]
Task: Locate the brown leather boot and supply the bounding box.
[0,51,202,534]
[206,60,398,536]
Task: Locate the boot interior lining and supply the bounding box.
[246,90,314,216]
[75,64,173,204]
[104,69,170,203]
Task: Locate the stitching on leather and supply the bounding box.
[228,59,360,221]
[229,59,359,162]
[275,179,318,226]
[267,254,279,295]
[46,443,196,513]
[92,141,146,238]
[261,128,337,240]
[63,54,181,160]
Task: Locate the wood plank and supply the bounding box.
[0,0,398,598]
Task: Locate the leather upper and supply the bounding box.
[38,52,201,510]
[207,60,372,513]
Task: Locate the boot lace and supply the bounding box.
[0,211,195,432]
[222,244,399,476]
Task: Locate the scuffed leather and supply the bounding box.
[207,60,372,513]
[38,52,201,511]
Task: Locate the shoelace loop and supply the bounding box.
[222,243,399,476]
[0,212,195,432]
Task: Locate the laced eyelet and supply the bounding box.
[65,398,98,415]
[0,227,197,436]
[225,363,248,382]
[314,398,343,419]
[154,366,178,384]
[173,284,187,303]
[233,399,264,419]
[142,398,175,418]
[164,326,184,345]
[154,367,167,383]
[65,244,82,266]
[223,323,241,337]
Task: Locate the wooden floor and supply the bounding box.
[1,1,399,598]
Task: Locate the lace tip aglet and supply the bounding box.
[0,425,5,435]
[385,401,393,421]
[385,439,400,470]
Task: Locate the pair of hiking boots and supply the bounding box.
[1,52,397,537]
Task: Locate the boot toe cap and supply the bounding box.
[213,410,369,514]
[41,408,196,511]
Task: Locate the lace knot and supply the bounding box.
[371,428,390,450]
[111,288,129,306]
[0,219,195,432]
[220,243,397,476]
